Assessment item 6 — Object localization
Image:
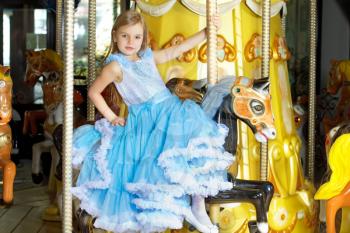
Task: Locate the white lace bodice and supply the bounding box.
[105,48,167,106]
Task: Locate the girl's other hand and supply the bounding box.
[111,116,126,126]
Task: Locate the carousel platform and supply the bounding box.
[0,159,332,233]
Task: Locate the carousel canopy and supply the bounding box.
[137,0,287,17]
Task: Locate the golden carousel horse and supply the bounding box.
[0,66,16,206]
[323,60,350,133]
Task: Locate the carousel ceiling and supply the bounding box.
[1,0,80,9]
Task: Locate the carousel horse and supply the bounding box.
[25,49,85,185]
[200,76,274,233]
[166,75,276,232]
[315,122,350,233]
[323,60,350,133]
[0,66,16,206]
[25,49,64,185]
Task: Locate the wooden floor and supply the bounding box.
[0,159,62,233]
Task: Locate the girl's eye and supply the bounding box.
[121,34,127,38]
[135,36,142,40]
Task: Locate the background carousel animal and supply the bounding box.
[323,60,350,134]
[0,66,16,206]
[24,49,85,221]
[315,122,350,233]
[25,49,64,186]
[25,49,85,185]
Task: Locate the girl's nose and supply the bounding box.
[127,37,133,44]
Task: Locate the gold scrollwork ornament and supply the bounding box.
[198,34,236,63]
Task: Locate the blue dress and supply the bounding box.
[72,48,234,233]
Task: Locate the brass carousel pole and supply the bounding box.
[307,0,317,182]
[87,0,96,121]
[56,0,63,55]
[113,0,119,19]
[207,0,220,223]
[260,0,271,181]
[206,0,218,85]
[62,0,74,232]
[281,5,286,37]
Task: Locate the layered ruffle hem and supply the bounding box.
[71,90,234,233]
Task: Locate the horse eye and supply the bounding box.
[0,81,6,88]
[250,100,265,115]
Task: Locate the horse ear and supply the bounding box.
[26,50,34,57]
[253,77,270,93]
[0,66,10,76]
[262,81,270,92]
[5,67,11,76]
[330,59,339,66]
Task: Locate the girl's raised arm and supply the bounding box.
[88,61,125,126]
[152,15,220,64]
[153,28,206,64]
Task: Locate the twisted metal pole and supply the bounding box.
[62,0,74,232]
[207,1,219,215]
[307,0,317,182]
[56,0,63,55]
[206,0,217,85]
[87,0,96,121]
[113,0,119,19]
[260,0,271,181]
[281,12,286,38]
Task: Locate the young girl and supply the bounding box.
[72,10,234,233]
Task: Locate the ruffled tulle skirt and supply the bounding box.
[72,90,234,233]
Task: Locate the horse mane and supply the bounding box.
[315,133,350,200]
[330,60,350,77]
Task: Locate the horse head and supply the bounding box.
[25,49,64,113]
[166,77,203,103]
[0,66,12,125]
[231,76,276,142]
[25,49,63,86]
[165,66,204,102]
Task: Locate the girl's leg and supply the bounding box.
[184,209,218,233]
[191,195,216,227]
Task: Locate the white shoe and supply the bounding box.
[209,225,219,233]
[257,222,268,233]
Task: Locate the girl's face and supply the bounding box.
[115,23,144,59]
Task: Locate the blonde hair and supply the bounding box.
[106,10,148,58]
